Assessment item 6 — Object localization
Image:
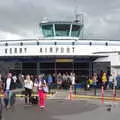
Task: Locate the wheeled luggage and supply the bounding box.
[31,96,38,105]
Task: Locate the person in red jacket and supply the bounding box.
[0,74,4,120]
[34,75,48,109]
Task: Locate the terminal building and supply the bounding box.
[0,17,120,79]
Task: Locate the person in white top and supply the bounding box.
[70,73,75,85]
[5,73,12,91]
[108,74,113,89]
[24,75,33,105]
[12,75,17,89]
[70,73,76,93]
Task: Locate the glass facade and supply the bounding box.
[2,57,110,84]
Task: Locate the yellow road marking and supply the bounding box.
[72,95,120,101]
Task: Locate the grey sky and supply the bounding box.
[0,0,120,40]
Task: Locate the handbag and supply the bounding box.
[42,86,49,93]
[32,87,38,93]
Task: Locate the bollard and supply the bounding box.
[67,85,73,101]
[112,84,116,101]
[101,86,104,104]
[74,84,76,94]
[94,85,96,96]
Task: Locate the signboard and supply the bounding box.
[56,58,73,62]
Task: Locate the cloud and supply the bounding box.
[0,31,23,40]
[0,0,120,39]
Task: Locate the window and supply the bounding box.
[105,42,108,46]
[71,25,81,37]
[54,42,57,45]
[41,24,54,37]
[72,42,75,45]
[14,48,17,53]
[89,42,92,46]
[55,24,70,36]
[20,42,23,46]
[5,49,7,54]
[37,42,39,45]
[5,43,8,46]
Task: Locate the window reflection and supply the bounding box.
[55,24,70,36]
[71,25,81,37]
[41,24,54,37]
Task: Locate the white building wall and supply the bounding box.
[0,39,120,75]
[94,52,120,75]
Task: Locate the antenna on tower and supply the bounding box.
[74,0,79,22]
[74,0,78,20]
[73,0,84,24]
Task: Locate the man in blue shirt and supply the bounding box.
[47,74,53,93]
[116,74,120,88]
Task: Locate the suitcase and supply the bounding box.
[4,97,8,108]
[31,96,38,105]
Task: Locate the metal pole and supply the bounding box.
[94,83,96,96]
[55,59,57,89]
[72,58,76,94]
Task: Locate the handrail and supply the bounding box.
[1,38,120,42]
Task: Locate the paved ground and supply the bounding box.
[1,90,120,120]
[2,98,120,120]
[2,100,98,120]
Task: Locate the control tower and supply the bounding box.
[40,17,84,38]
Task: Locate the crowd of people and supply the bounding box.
[0,72,76,108]
[87,71,120,90]
[0,71,120,119]
[0,71,120,108]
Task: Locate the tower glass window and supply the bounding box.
[55,24,70,36]
[41,24,54,37]
[71,24,81,37]
[40,21,83,38]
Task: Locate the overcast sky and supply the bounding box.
[0,0,120,40]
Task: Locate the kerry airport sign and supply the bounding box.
[3,46,76,56]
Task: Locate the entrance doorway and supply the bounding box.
[39,58,91,83]
[56,59,74,74]
[22,62,36,75]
